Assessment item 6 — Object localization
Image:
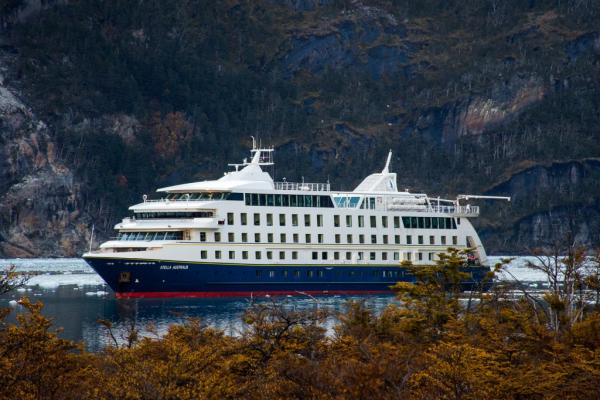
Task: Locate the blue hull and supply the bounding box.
[83,257,491,298]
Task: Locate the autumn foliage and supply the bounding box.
[2,249,600,399]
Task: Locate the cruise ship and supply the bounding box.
[83,143,509,298]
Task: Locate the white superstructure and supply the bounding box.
[85,144,509,269]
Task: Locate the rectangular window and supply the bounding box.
[358,252,364,260]
[267,251,273,260]
[432,217,439,229]
[229,251,235,259]
[346,215,352,227]
[317,214,323,227]
[405,252,412,261]
[382,216,388,228]
[346,252,352,260]
[292,214,298,227]
[406,235,412,245]
[241,213,247,225]
[293,233,299,243]
[268,233,273,243]
[334,252,340,260]
[215,250,221,260]
[322,252,328,260]
[201,250,207,259]
[359,234,365,244]
[430,235,435,245]
[395,235,400,244]
[200,232,206,242]
[312,251,318,260]
[453,236,458,245]
[318,234,324,243]
[383,235,388,244]
[393,252,400,260]
[279,251,285,260]
[402,216,410,228]
[292,251,298,260]
[266,213,273,226]
[370,215,376,228]
[418,252,423,261]
[441,236,447,245]
[242,233,248,243]
[280,233,286,243]
[253,213,260,226]
[242,251,248,260]
[334,215,340,227]
[275,194,282,207]
[347,234,353,244]
[304,214,311,227]
[358,216,365,227]
[370,252,376,261]
[228,232,234,242]
[255,233,260,243]
[428,252,433,261]
[305,234,311,243]
[335,234,341,244]
[214,232,221,242]
[255,251,261,260]
[418,235,423,245]
[394,216,400,229]
[371,234,377,244]
[279,214,286,226]
[382,252,388,261]
[227,212,234,225]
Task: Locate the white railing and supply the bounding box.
[274,182,331,192]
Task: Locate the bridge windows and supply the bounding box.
[117,231,184,241]
[402,216,458,229]
[247,193,334,208]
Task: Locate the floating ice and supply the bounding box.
[8,300,17,307]
[26,273,105,289]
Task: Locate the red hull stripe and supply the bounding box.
[115,290,392,299]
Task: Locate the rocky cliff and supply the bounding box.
[1,0,599,256]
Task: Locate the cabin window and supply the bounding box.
[452,236,458,245]
[382,216,388,228]
[255,251,261,260]
[279,251,285,260]
[290,195,297,207]
[201,251,207,259]
[242,251,248,260]
[441,236,447,245]
[418,217,425,229]
[432,218,439,229]
[227,213,234,225]
[334,215,340,227]
[411,217,418,228]
[383,235,389,244]
[266,213,273,226]
[347,234,353,244]
[317,214,323,227]
[266,195,274,207]
[370,215,376,228]
[430,235,435,245]
[254,233,260,243]
[229,251,235,259]
[282,195,289,207]
[425,218,431,229]
[215,251,221,260]
[394,216,400,229]
[370,252,376,261]
[406,235,412,245]
[304,214,311,227]
[253,213,260,225]
[358,216,365,227]
[359,234,365,244]
[382,252,388,261]
[418,235,424,245]
[395,235,400,244]
[228,232,234,242]
[275,194,282,206]
[293,234,299,243]
[214,232,221,242]
[294,270,300,277]
[312,252,318,260]
[292,214,298,226]
[267,251,272,260]
[240,213,247,225]
[334,252,340,260]
[305,234,311,243]
[292,251,298,260]
[269,270,275,278]
[280,233,286,243]
[279,214,286,226]
[346,215,352,227]
[346,252,352,260]
[322,252,328,260]
[200,232,206,242]
[371,235,377,244]
[242,233,248,243]
[335,234,341,244]
[318,234,324,243]
[268,233,273,243]
[393,252,400,260]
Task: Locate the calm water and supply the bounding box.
[0,257,542,351]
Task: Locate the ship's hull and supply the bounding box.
[83,256,491,298]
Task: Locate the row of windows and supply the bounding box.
[252,270,402,279]
[165,192,243,201]
[200,249,437,262]
[117,231,183,241]
[201,231,459,246]
[227,212,458,230]
[133,211,213,220]
[244,193,334,208]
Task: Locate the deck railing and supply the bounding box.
[274,182,331,192]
